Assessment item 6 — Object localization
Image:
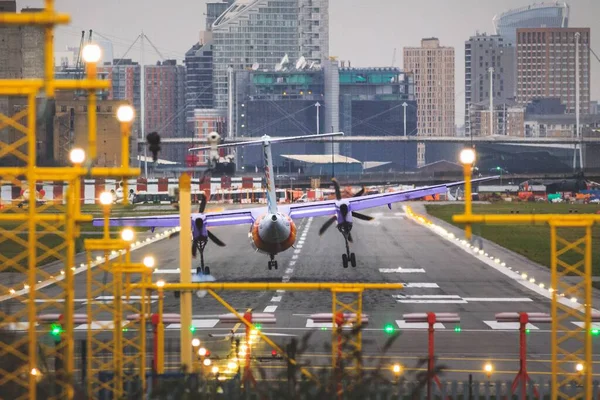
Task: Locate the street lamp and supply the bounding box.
[99,191,113,206]
[484,363,493,378]
[82,44,101,65]
[191,338,200,348]
[203,358,211,366]
[459,148,476,240]
[156,279,165,288]
[69,148,85,165]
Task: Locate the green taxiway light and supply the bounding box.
[254,324,262,331]
[454,326,461,333]
[384,324,395,335]
[526,329,531,335]
[592,329,599,336]
[50,323,63,337]
[190,326,196,333]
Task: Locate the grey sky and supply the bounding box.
[21,0,600,124]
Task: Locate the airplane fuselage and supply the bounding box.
[250,212,297,255]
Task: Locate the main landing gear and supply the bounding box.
[268,254,278,270]
[194,240,210,275]
[340,229,357,269]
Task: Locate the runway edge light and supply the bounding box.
[384,323,395,335]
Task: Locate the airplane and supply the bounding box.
[94,132,496,271]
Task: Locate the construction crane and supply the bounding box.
[76,30,93,80]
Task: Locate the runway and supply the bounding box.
[7,203,600,382]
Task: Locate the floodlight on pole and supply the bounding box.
[198,347,207,357]
[143,256,155,268]
[392,364,402,375]
[191,338,200,347]
[459,148,476,165]
[121,228,135,242]
[82,44,102,64]
[69,148,86,165]
[203,358,211,366]
[116,105,135,123]
[156,279,165,288]
[99,191,113,206]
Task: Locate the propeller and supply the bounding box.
[318,179,375,236]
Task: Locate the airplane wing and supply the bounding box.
[92,207,260,228]
[287,176,497,218]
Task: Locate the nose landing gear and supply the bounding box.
[268,254,278,270]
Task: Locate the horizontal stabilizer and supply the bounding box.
[189,132,344,152]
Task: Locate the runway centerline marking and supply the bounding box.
[263,305,278,313]
[380,268,426,273]
[270,296,282,303]
[402,283,440,288]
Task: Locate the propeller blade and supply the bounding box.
[348,232,353,243]
[199,193,207,213]
[319,216,337,235]
[353,187,365,197]
[208,231,226,247]
[332,178,342,201]
[352,211,374,221]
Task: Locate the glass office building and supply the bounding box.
[212,0,329,110]
[493,2,569,44]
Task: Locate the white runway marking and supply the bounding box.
[263,305,278,313]
[296,244,303,249]
[396,299,468,304]
[402,283,440,288]
[294,249,302,254]
[166,319,219,330]
[394,295,461,299]
[154,269,181,274]
[394,212,406,216]
[276,290,286,293]
[395,320,446,330]
[285,268,294,274]
[292,255,299,260]
[74,321,129,331]
[463,298,533,302]
[379,268,426,273]
[289,261,296,266]
[483,321,539,330]
[271,296,282,302]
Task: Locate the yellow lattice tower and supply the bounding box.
[0,3,139,399]
[453,148,596,400]
[331,288,363,390]
[117,257,152,395]
[550,221,593,399]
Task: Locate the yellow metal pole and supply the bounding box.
[356,289,363,376]
[121,121,130,205]
[550,224,558,399]
[584,224,593,399]
[157,289,164,374]
[114,254,124,397]
[27,90,37,400]
[139,272,147,393]
[179,173,193,370]
[87,62,98,161]
[63,175,77,399]
[331,290,337,375]
[463,163,472,240]
[44,0,56,97]
[86,251,93,397]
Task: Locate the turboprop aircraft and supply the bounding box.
[94,132,495,271]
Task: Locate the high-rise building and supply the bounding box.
[403,38,455,137]
[98,59,142,137]
[493,2,569,45]
[465,33,516,136]
[184,33,214,133]
[206,0,234,30]
[516,28,590,114]
[339,67,417,164]
[234,68,325,169]
[211,0,329,112]
[144,60,186,161]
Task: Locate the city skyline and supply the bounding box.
[16,0,600,126]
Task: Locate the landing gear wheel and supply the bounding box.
[203,266,210,275]
[273,261,278,270]
[342,254,348,269]
[350,253,356,268]
[268,261,273,271]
